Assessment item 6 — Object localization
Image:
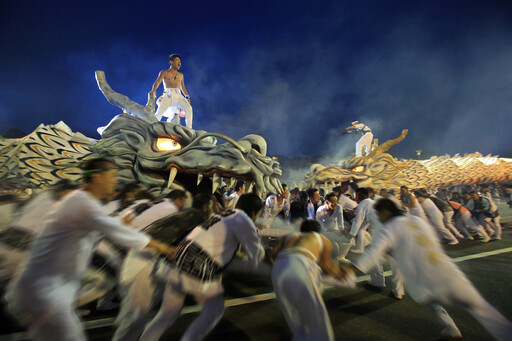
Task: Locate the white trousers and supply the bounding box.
[155,88,193,128]
[443,211,463,239]
[139,282,225,341]
[272,253,334,341]
[427,213,457,242]
[426,282,512,340]
[355,132,373,157]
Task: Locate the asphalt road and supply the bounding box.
[3,202,512,340]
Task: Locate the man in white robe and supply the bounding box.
[5,158,173,341]
[353,198,512,340]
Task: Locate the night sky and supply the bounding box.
[1,0,512,161]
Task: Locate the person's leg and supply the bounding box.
[155,95,171,121]
[454,216,473,239]
[456,284,512,341]
[492,215,502,239]
[430,215,458,244]
[462,212,490,242]
[368,263,385,288]
[443,211,464,239]
[139,282,186,341]
[426,302,461,338]
[272,256,334,341]
[181,294,225,341]
[390,259,404,299]
[175,95,193,129]
[477,215,495,236]
[112,268,160,341]
[30,303,86,341]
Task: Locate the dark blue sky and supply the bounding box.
[1,0,512,160]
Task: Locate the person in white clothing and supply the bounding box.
[315,193,350,262]
[414,192,459,245]
[348,188,404,297]
[347,188,374,253]
[480,185,502,240]
[5,158,173,341]
[305,188,322,220]
[227,179,245,209]
[316,192,344,233]
[149,54,193,128]
[400,186,427,220]
[448,201,490,242]
[121,189,187,231]
[112,192,215,341]
[262,184,290,228]
[352,198,512,340]
[343,121,374,157]
[139,193,265,341]
[0,180,78,286]
[271,219,355,341]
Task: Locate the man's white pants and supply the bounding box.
[355,132,373,157]
[155,88,193,128]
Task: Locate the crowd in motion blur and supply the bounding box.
[0,159,511,340]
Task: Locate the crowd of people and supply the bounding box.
[0,160,511,340]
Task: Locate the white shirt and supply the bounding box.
[350,198,379,237]
[316,204,344,232]
[7,189,150,320]
[354,215,472,304]
[227,192,241,209]
[263,195,290,224]
[419,198,444,220]
[339,194,358,211]
[122,198,179,231]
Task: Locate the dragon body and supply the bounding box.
[303,129,512,191]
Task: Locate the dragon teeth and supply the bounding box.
[247,182,254,193]
[167,167,178,189]
[212,173,220,193]
[197,173,203,186]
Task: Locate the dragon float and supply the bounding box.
[302,129,512,192]
[0,71,283,196]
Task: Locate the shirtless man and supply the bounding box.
[271,220,354,341]
[149,54,193,128]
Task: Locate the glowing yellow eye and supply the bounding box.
[352,166,364,173]
[156,138,182,151]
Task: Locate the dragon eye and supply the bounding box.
[156,138,182,151]
[352,166,364,173]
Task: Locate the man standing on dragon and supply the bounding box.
[343,121,373,157]
[149,54,193,128]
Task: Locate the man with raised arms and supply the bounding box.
[149,54,193,128]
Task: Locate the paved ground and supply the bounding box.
[3,202,512,340]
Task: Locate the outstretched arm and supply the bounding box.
[319,235,353,280]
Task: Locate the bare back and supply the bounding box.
[282,233,323,262]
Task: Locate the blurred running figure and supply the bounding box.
[149,54,193,128]
[343,121,373,157]
[271,220,354,341]
[139,193,265,341]
[353,198,512,340]
[5,158,173,341]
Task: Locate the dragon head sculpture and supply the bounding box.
[0,71,284,196]
[93,114,283,195]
